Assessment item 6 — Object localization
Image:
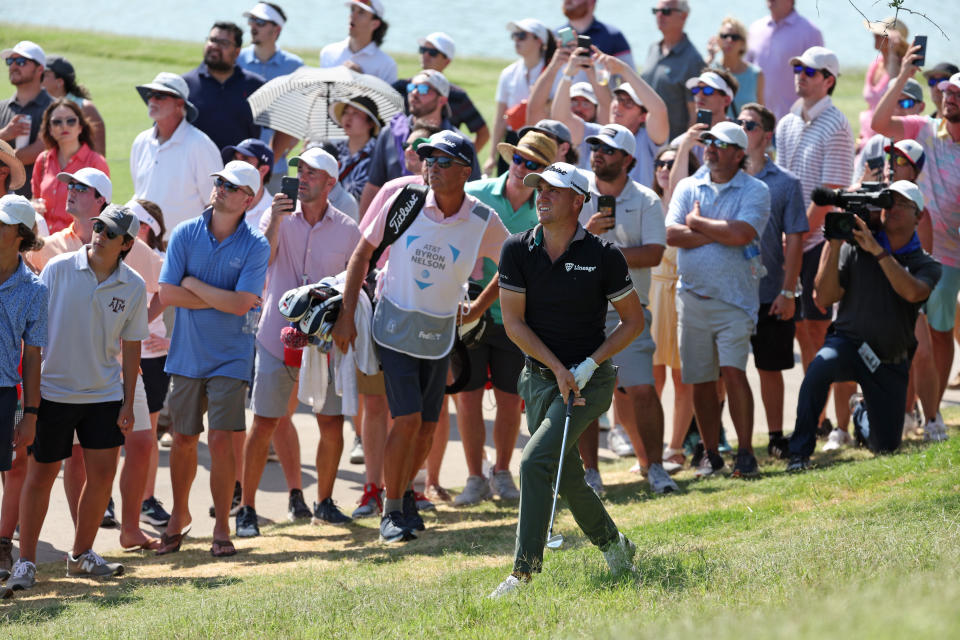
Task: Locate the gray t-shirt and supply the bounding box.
[751,158,809,304]
[640,34,705,141]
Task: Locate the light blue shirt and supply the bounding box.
[666,169,771,317]
[160,210,270,382]
[0,257,47,387]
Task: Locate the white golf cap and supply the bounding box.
[57,167,112,203]
[93,204,140,239]
[125,199,162,237]
[884,139,925,170]
[344,0,384,18]
[523,162,591,201]
[0,194,37,229]
[418,32,455,61]
[211,160,262,195]
[685,70,736,96]
[613,82,643,106]
[411,69,450,98]
[700,120,749,150]
[585,123,637,158]
[243,2,286,26]
[289,147,339,182]
[885,180,925,211]
[135,72,199,122]
[790,46,840,78]
[1,41,46,67]
[570,82,598,105]
[506,19,549,45]
[936,72,960,93]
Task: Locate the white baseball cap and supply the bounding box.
[790,46,840,78]
[685,71,736,96]
[411,69,450,98]
[345,0,384,18]
[211,160,262,196]
[585,123,637,158]
[506,19,549,45]
[884,180,925,211]
[884,139,925,171]
[613,82,643,107]
[418,32,455,61]
[1,41,46,67]
[936,72,960,93]
[289,147,339,182]
[523,162,591,201]
[243,2,286,26]
[0,194,37,229]
[700,121,749,150]
[57,167,113,203]
[570,82,598,106]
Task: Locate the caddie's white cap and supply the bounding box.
[936,72,960,93]
[790,46,840,78]
[57,167,112,203]
[685,70,736,96]
[570,82,598,105]
[700,120,749,150]
[884,180,925,211]
[243,2,286,26]
[585,123,637,158]
[289,147,339,182]
[125,200,162,237]
[418,32,455,61]
[345,0,384,18]
[0,194,37,229]
[506,19,549,45]
[211,160,262,196]
[411,69,450,98]
[1,41,46,67]
[523,162,591,201]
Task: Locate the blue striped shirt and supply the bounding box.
[0,257,47,387]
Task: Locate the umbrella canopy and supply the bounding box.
[248,66,405,141]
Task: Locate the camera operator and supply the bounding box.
[786,181,941,470]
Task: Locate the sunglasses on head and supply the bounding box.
[419,46,442,57]
[590,142,620,156]
[651,8,676,15]
[511,31,530,41]
[51,116,79,128]
[793,65,820,77]
[690,86,722,96]
[733,118,760,131]
[703,138,735,149]
[928,76,947,87]
[67,181,91,193]
[4,57,31,67]
[214,176,242,192]
[424,156,467,169]
[513,154,544,170]
[655,159,675,170]
[897,98,918,109]
[92,219,119,239]
[407,82,432,96]
[719,33,744,42]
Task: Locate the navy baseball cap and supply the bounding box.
[221,138,274,168]
[416,130,474,166]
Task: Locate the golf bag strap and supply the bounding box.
[367,183,429,273]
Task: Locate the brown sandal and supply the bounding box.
[210,539,236,558]
[155,526,191,556]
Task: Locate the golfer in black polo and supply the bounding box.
[489,162,646,598]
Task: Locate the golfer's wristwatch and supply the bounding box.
[779,289,796,299]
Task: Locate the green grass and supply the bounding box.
[1,22,867,202]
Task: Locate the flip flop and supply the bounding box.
[210,539,237,558]
[122,536,162,552]
[155,525,191,556]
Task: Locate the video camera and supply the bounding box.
[813,183,893,242]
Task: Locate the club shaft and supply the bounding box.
[546,395,576,540]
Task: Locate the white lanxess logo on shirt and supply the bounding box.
[565,263,596,273]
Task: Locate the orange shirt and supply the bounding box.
[30,144,110,234]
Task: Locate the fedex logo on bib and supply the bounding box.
[405,235,462,290]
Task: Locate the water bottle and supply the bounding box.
[14,114,30,149]
[743,241,767,280]
[242,305,261,335]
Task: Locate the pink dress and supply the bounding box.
[858,55,889,144]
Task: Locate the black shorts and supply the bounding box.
[140,356,170,414]
[751,303,797,371]
[378,345,450,422]
[798,242,833,321]
[0,387,16,472]
[460,323,525,394]
[30,399,124,463]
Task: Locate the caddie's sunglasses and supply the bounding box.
[794,65,820,77]
[690,86,722,96]
[511,32,529,41]
[424,156,468,169]
[733,119,760,131]
[214,176,242,192]
[92,219,119,239]
[703,139,734,149]
[419,47,442,57]
[651,8,676,15]
[897,98,917,109]
[5,57,31,67]
[590,142,620,156]
[407,82,432,96]
[513,154,544,171]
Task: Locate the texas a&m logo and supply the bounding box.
[108,297,126,313]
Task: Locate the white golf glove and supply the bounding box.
[569,357,599,391]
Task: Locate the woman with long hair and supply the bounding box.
[705,16,763,114]
[41,56,106,155]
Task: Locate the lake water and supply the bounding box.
[2,0,957,69]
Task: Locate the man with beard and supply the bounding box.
[558,0,634,67]
[183,22,264,151]
[872,49,960,443]
[0,41,52,199]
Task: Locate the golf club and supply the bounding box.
[546,392,577,550]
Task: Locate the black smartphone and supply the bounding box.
[696,108,712,126]
[577,35,592,56]
[598,195,616,221]
[866,156,884,174]
[280,176,299,209]
[912,35,927,66]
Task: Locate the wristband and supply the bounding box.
[23,406,38,415]
[875,249,891,261]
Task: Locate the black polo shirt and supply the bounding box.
[499,224,633,368]
[182,64,264,151]
[0,88,53,198]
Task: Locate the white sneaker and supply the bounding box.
[67,549,123,578]
[598,410,612,431]
[647,463,679,495]
[5,559,36,592]
[584,467,605,497]
[454,475,492,506]
[822,428,853,452]
[158,431,173,449]
[661,447,684,474]
[925,414,948,442]
[903,412,918,439]
[606,424,635,458]
[602,532,638,577]
[490,470,520,500]
[488,574,525,598]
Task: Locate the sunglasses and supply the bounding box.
[690,86,723,96]
[651,8,676,15]
[719,33,744,41]
[793,65,820,77]
[888,153,912,167]
[703,138,735,149]
[214,176,242,192]
[511,31,529,41]
[92,219,120,239]
[424,156,468,169]
[407,82,433,96]
[146,91,175,101]
[897,98,917,109]
[513,154,544,171]
[589,142,620,156]
[733,118,760,131]
[67,181,91,193]
[207,36,236,48]
[51,117,79,128]
[249,17,272,27]
[655,159,675,170]
[419,46,442,57]
[928,76,947,87]
[4,57,31,67]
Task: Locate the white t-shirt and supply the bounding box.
[245,189,273,231]
[319,38,398,84]
[495,59,545,109]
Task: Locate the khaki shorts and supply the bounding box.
[167,374,248,435]
[677,289,755,385]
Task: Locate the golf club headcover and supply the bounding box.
[280,325,311,350]
[278,284,316,321]
[298,293,343,336]
[570,357,599,391]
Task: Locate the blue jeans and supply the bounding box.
[789,333,909,457]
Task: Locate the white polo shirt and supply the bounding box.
[319,38,398,84]
[39,248,150,404]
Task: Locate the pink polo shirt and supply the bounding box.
[31,144,110,234]
[256,204,362,361]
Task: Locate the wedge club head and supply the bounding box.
[546,533,564,550]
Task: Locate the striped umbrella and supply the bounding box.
[247,66,404,141]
